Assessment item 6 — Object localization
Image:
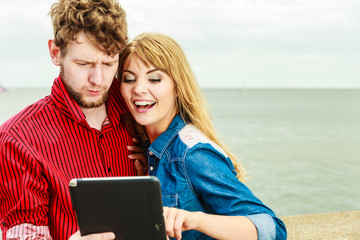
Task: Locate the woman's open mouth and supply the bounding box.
[134,100,156,111]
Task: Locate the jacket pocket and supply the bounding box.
[162,194,178,208]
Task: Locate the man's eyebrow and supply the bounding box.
[103,59,119,64]
[73,59,118,64]
[74,59,91,63]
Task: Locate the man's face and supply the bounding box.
[59,33,119,109]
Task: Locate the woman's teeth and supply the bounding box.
[134,100,156,109]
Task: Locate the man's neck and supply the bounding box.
[81,104,107,131]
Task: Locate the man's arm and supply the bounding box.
[0,133,50,237]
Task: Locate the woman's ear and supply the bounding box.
[48,39,61,66]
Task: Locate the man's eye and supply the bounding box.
[77,62,92,66]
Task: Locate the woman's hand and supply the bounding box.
[69,231,115,240]
[163,207,201,240]
[127,138,148,175]
[162,207,258,240]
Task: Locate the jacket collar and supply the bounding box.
[148,115,186,159]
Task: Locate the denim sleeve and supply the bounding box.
[247,213,276,240]
[183,143,287,240]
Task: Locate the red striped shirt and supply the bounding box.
[0,76,136,240]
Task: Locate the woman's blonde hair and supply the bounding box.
[119,32,246,181]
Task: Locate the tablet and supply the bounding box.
[69,176,167,240]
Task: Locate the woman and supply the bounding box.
[119,32,287,240]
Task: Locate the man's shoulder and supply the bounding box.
[0,96,52,133]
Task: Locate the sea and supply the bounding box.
[0,88,359,218]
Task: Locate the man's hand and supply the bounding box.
[127,138,148,176]
[69,231,115,240]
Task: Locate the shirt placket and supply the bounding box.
[99,118,113,176]
[148,150,156,176]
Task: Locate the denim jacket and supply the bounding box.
[146,115,287,240]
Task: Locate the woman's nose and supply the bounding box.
[133,79,148,94]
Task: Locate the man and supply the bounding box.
[0,0,145,239]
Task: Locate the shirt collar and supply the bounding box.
[49,75,128,126]
[148,115,186,159]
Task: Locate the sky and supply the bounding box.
[0,0,359,89]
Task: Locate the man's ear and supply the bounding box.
[48,39,61,66]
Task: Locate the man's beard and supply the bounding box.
[60,67,110,109]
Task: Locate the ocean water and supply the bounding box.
[0,88,359,217]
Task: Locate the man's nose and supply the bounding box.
[89,65,103,85]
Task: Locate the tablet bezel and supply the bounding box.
[69,176,166,240]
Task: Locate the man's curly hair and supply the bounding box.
[49,0,128,56]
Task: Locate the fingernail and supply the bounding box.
[106,232,115,239]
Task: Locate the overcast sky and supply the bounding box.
[0,0,359,88]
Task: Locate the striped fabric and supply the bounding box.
[7,224,51,240]
[0,76,136,240]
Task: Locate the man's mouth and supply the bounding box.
[88,89,103,96]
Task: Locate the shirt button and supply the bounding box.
[150,166,154,171]
[149,151,154,155]
[2,222,6,227]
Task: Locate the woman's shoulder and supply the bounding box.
[177,124,228,158]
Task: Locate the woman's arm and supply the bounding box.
[182,144,285,239]
[163,207,257,240]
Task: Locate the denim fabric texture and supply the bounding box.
[146,115,287,240]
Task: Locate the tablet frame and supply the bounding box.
[69,176,166,240]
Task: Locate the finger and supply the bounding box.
[132,137,140,144]
[173,210,186,239]
[136,154,148,167]
[164,208,177,238]
[134,159,146,176]
[87,232,115,240]
[68,230,81,240]
[127,145,142,152]
[128,152,145,161]
[72,232,115,240]
[128,154,148,170]
[163,207,169,219]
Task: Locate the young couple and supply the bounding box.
[0,0,286,239]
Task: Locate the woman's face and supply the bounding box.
[120,53,178,141]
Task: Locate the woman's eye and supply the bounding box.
[122,74,136,83]
[149,79,160,82]
[149,78,161,82]
[123,77,135,83]
[123,78,135,83]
